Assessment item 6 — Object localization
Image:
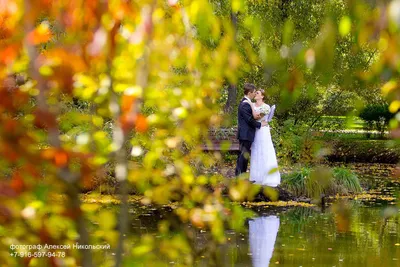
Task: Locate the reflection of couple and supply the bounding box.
[249,215,280,267]
[235,83,281,187]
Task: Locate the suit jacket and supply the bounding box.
[237,97,261,142]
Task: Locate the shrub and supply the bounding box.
[281,167,313,197]
[274,121,309,164]
[326,139,400,163]
[359,103,394,138]
[282,166,362,197]
[332,167,362,194]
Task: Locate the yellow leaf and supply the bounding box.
[132,245,153,256]
[98,210,116,230]
[339,16,351,37]
[81,203,100,212]
[125,85,143,97]
[264,187,279,201]
[232,0,245,12]
[39,66,53,76]
[382,80,397,95]
[389,100,400,113]
[268,167,279,174]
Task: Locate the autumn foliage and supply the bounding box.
[0,0,400,266]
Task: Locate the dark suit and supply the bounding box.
[235,97,262,176]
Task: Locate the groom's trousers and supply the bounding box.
[235,140,252,176]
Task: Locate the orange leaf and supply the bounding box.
[0,84,29,112]
[41,148,56,160]
[0,205,12,224]
[135,114,148,133]
[2,143,18,162]
[34,109,57,129]
[0,44,19,65]
[0,89,14,110]
[0,26,12,40]
[121,95,136,113]
[120,113,135,133]
[39,0,52,10]
[0,183,17,197]
[110,2,131,20]
[52,64,74,94]
[39,226,52,244]
[81,164,95,189]
[4,118,17,133]
[54,150,68,167]
[62,207,81,219]
[24,164,40,178]
[286,68,302,93]
[43,48,87,72]
[10,172,24,194]
[27,23,52,45]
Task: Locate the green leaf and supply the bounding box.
[283,19,295,45]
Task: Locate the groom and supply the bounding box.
[235,83,268,176]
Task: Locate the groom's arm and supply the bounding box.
[242,104,261,129]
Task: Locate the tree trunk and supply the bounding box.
[223,11,238,114]
[224,84,237,113]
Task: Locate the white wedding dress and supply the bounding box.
[249,215,280,267]
[250,103,281,187]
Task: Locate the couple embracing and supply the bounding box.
[235,83,281,187]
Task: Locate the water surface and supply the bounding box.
[212,204,400,267]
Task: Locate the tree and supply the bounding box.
[1,0,249,265]
[216,0,380,125]
[1,0,400,266]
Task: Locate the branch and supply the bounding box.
[23,1,92,266]
[365,49,378,68]
[114,5,154,267]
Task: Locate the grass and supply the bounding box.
[281,167,313,197]
[320,115,365,130]
[332,167,362,194]
[318,131,388,140]
[282,166,363,197]
[283,207,323,231]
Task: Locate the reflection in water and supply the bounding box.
[249,216,280,267]
[75,200,400,266]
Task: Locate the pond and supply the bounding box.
[204,172,400,267]
[206,204,400,267]
[86,168,400,267]
[102,199,400,266]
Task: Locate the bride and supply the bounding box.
[249,215,280,267]
[246,89,280,187]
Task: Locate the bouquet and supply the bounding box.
[259,104,270,118]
